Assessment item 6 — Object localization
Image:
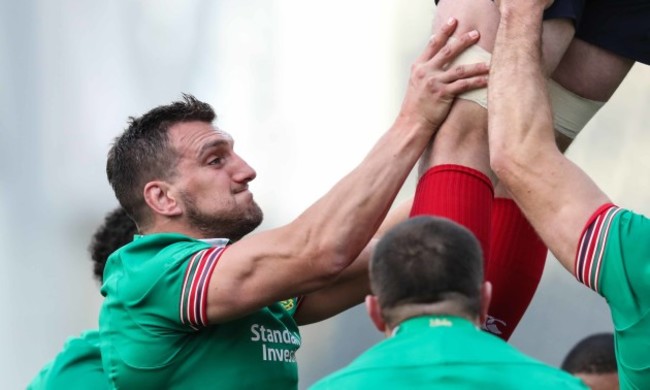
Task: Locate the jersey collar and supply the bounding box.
[392,315,478,337]
[199,238,230,247]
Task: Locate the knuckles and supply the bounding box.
[425,77,443,95]
[411,64,427,81]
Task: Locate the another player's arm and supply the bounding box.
[293,198,412,325]
[207,24,490,324]
[487,0,610,272]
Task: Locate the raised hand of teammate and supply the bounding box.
[398,17,489,131]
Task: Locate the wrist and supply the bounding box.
[498,5,545,39]
[499,2,545,22]
[394,111,439,135]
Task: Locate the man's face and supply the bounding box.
[168,121,263,240]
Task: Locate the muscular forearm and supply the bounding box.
[292,118,431,276]
[212,121,432,322]
[487,1,610,270]
[275,23,488,291]
[489,3,554,167]
[207,24,489,323]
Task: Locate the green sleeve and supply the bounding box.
[114,241,225,333]
[598,209,650,322]
[595,209,650,390]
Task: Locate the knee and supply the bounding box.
[434,0,499,51]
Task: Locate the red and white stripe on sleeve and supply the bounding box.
[179,246,226,329]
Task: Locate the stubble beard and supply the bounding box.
[181,192,263,241]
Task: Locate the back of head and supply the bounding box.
[106,94,216,227]
[562,333,617,374]
[89,207,138,284]
[370,216,483,326]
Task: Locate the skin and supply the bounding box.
[488,0,611,273]
[365,282,493,336]
[142,125,261,238]
[424,0,634,188]
[140,20,490,325]
[489,9,649,390]
[291,198,413,325]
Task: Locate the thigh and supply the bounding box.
[551,38,634,102]
[434,0,500,52]
[541,0,583,72]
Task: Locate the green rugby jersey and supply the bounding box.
[311,315,587,390]
[575,204,650,390]
[99,233,301,389]
[28,330,107,390]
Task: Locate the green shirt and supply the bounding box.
[99,233,301,389]
[575,205,650,390]
[311,315,587,390]
[27,330,107,390]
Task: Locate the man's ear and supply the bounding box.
[365,295,387,333]
[479,281,493,326]
[143,181,182,217]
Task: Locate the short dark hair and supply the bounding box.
[89,207,138,283]
[370,216,483,324]
[106,94,216,225]
[562,333,617,374]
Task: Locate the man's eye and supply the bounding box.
[208,157,223,165]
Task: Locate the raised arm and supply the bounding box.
[487,0,609,272]
[208,21,490,323]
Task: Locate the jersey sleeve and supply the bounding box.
[178,246,228,329]
[574,204,650,321]
[121,244,227,333]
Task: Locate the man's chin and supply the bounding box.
[245,204,264,230]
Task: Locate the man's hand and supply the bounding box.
[398,17,489,131]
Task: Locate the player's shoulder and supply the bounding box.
[477,338,587,388]
[59,330,101,352]
[31,330,107,390]
[101,233,214,297]
[308,365,374,390]
[130,232,212,258]
[110,233,212,271]
[310,337,402,389]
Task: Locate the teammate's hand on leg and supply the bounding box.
[398,17,489,130]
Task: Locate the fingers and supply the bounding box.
[440,61,490,84]
[445,74,489,96]
[430,29,481,69]
[415,17,458,64]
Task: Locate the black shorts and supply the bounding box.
[545,0,650,64]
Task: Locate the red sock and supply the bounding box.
[410,164,494,264]
[484,198,547,340]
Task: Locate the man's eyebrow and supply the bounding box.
[198,139,230,158]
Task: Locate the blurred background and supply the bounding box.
[1,0,649,388]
